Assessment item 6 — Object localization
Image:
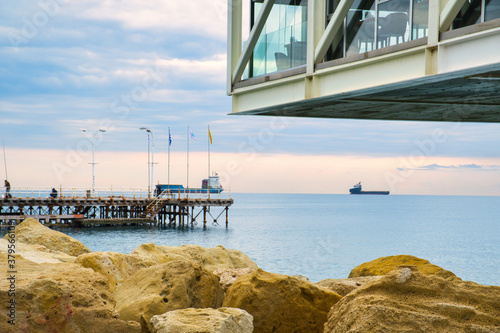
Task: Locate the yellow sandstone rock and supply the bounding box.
[77,244,258,293]
[76,251,158,292]
[131,243,259,272]
[113,260,225,331]
[213,267,256,292]
[348,254,459,280]
[150,307,254,333]
[317,276,382,296]
[324,266,500,333]
[0,253,140,333]
[4,218,91,256]
[0,238,76,263]
[222,268,342,333]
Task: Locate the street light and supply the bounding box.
[81,129,106,196]
[140,127,154,197]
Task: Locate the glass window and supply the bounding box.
[345,0,376,55]
[327,0,416,61]
[453,0,500,29]
[247,0,308,79]
[453,0,482,29]
[377,0,410,48]
[485,0,500,21]
[412,0,428,39]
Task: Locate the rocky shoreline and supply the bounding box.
[1,218,499,332]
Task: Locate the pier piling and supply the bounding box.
[1,195,233,229]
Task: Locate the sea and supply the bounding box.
[34,194,500,285]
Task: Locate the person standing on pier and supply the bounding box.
[4,179,11,198]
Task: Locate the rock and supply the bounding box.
[317,276,382,296]
[348,254,459,280]
[0,238,76,263]
[324,266,500,333]
[150,307,253,333]
[76,251,158,292]
[131,243,258,272]
[4,218,91,256]
[222,268,342,333]
[292,275,310,282]
[213,268,255,291]
[0,253,140,333]
[113,260,225,331]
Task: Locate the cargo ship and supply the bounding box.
[155,173,223,196]
[349,182,389,195]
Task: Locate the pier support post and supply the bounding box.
[180,207,184,229]
[191,206,195,227]
[203,206,207,229]
[225,206,229,229]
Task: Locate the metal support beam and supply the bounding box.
[307,0,326,75]
[314,0,355,64]
[427,0,441,74]
[440,0,468,32]
[232,0,275,84]
[227,0,242,94]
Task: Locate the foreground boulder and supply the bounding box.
[213,268,255,292]
[113,260,225,331]
[317,276,382,296]
[150,307,253,333]
[0,253,140,333]
[131,243,258,272]
[0,238,76,263]
[76,251,158,292]
[324,266,500,333]
[77,245,258,293]
[223,268,342,333]
[5,218,90,256]
[348,254,459,280]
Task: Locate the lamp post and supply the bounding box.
[140,127,154,197]
[81,129,106,196]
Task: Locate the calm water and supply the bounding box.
[57,194,499,286]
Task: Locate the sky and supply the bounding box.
[1,0,500,195]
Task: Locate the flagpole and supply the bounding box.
[208,125,210,180]
[2,136,8,180]
[168,127,171,187]
[187,126,189,190]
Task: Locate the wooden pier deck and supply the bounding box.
[0,195,233,229]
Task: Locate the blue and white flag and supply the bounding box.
[168,128,172,146]
[189,130,196,140]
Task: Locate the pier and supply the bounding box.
[0,188,233,229]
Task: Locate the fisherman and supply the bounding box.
[50,188,58,198]
[4,179,11,198]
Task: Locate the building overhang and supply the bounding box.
[227,0,500,122]
[232,63,500,123]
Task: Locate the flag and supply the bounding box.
[189,130,196,140]
[208,127,213,144]
[168,128,172,146]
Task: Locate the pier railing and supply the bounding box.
[3,187,232,200]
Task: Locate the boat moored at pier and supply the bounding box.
[155,173,224,196]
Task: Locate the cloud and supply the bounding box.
[78,0,228,40]
[398,163,500,171]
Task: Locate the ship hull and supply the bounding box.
[350,190,389,195]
